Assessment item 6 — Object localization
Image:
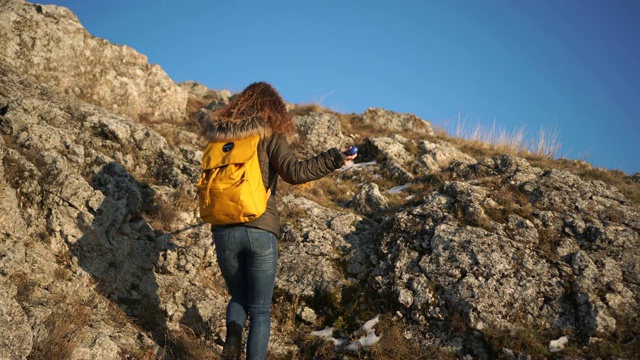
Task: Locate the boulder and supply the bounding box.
[365,135,415,183]
[293,112,348,156]
[350,182,388,215]
[0,289,33,360]
[414,139,476,175]
[0,0,187,123]
[362,107,433,135]
[277,195,361,297]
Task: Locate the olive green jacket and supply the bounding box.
[202,116,343,237]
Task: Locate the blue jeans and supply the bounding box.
[214,226,278,360]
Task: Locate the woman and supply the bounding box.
[201,82,357,360]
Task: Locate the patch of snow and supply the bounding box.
[353,161,378,167]
[548,336,569,352]
[310,326,345,347]
[338,160,378,171]
[359,328,382,347]
[310,326,334,338]
[362,314,379,333]
[312,315,381,352]
[387,183,410,194]
[345,341,359,352]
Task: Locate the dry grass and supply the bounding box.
[34,229,51,244]
[455,119,526,153]
[104,300,135,330]
[151,125,182,146]
[279,176,360,211]
[485,182,534,224]
[526,157,640,205]
[271,289,303,334]
[53,248,74,280]
[337,112,436,145]
[449,306,470,335]
[370,315,457,360]
[289,103,328,116]
[147,201,177,231]
[294,313,458,360]
[120,347,158,360]
[186,94,210,118]
[28,303,92,360]
[444,115,561,158]
[10,271,38,304]
[435,122,640,206]
[175,187,198,213]
[481,325,556,360]
[161,327,219,360]
[337,113,386,141]
[577,315,640,359]
[481,315,640,359]
[298,336,339,359]
[579,334,640,359]
[537,227,561,258]
[270,290,320,359]
[270,283,409,359]
[2,152,31,189]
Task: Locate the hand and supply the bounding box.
[340,147,357,165]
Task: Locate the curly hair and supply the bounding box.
[209,82,296,136]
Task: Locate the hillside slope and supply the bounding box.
[1,1,638,359]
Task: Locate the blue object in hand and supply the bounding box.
[344,146,358,156]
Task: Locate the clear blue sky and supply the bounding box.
[38,0,640,175]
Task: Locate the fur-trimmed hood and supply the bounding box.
[202,116,272,142]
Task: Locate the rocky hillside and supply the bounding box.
[1,1,639,359]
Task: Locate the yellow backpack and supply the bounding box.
[196,135,271,225]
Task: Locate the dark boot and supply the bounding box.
[221,321,243,360]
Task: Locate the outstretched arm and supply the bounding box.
[268,135,348,185]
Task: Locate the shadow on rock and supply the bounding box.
[70,162,177,347]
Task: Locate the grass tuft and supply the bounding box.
[290,103,328,116]
[28,304,91,360]
[162,327,219,360]
[148,201,177,231]
[442,115,561,158]
[482,325,556,360]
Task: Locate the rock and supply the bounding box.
[368,154,639,355]
[297,305,317,324]
[365,135,415,183]
[180,81,231,117]
[0,48,214,358]
[70,333,120,360]
[420,224,566,331]
[0,0,187,123]
[179,81,230,102]
[504,214,538,245]
[1,2,638,359]
[570,251,619,336]
[361,107,433,135]
[367,135,412,163]
[520,169,627,211]
[277,195,361,297]
[293,112,348,156]
[455,155,544,186]
[0,288,33,359]
[414,139,476,175]
[350,182,388,215]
